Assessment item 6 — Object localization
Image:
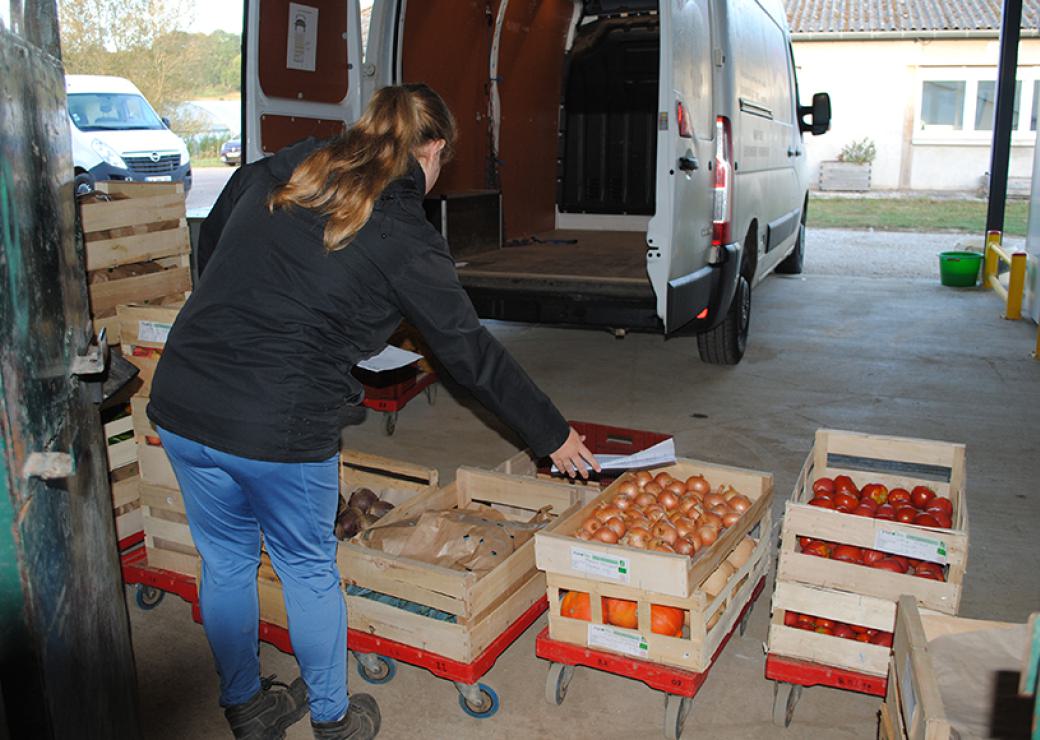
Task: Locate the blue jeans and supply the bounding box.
[157,428,348,722]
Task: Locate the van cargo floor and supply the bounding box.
[456,230,653,299]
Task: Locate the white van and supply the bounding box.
[66,75,192,195]
[242,0,829,364]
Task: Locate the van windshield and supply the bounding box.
[67,93,165,131]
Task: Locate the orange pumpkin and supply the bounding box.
[560,591,591,621]
[651,605,685,637]
[602,597,638,629]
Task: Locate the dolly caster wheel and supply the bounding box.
[383,412,398,436]
[354,653,396,685]
[772,681,802,728]
[135,585,164,610]
[456,682,499,718]
[663,694,692,739]
[545,662,575,705]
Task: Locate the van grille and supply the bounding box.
[124,153,181,173]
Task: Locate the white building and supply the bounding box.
[788,0,1040,191]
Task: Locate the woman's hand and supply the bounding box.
[550,427,601,479]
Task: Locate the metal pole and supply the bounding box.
[986,0,1023,233]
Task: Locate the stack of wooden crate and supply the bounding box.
[81,181,192,552]
[534,459,774,672]
[767,429,969,679]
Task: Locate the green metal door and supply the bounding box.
[0,4,140,737]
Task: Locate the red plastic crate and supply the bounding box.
[537,420,672,483]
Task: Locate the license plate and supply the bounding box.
[145,175,173,182]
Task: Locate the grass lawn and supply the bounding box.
[808,197,1030,236]
[192,157,229,168]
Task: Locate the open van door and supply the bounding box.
[243,0,365,163]
[646,0,718,333]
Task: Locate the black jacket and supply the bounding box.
[147,139,569,462]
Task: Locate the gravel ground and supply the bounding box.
[804,227,1026,279]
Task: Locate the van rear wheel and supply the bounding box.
[696,275,750,365]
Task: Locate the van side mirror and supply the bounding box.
[798,92,831,135]
[161,116,171,128]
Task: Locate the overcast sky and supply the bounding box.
[188,1,373,34]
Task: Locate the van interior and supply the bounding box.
[402,0,664,321]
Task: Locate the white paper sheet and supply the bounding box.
[356,345,423,373]
[551,438,676,473]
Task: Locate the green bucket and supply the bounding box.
[938,251,982,287]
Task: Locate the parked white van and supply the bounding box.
[243,0,829,364]
[66,74,192,195]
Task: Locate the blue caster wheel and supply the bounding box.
[135,585,164,610]
[354,654,396,685]
[457,683,499,719]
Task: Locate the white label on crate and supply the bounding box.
[587,623,648,658]
[137,320,172,344]
[874,528,948,565]
[570,546,630,583]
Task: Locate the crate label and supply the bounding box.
[874,528,948,565]
[588,623,648,658]
[570,546,630,583]
[137,320,172,344]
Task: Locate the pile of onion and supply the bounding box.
[573,470,753,560]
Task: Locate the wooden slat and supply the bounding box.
[142,514,193,548]
[769,622,890,676]
[88,266,191,315]
[96,181,184,198]
[81,193,186,233]
[86,225,190,271]
[341,450,438,490]
[771,580,895,632]
[145,543,198,578]
[139,481,185,515]
[110,472,140,509]
[893,596,954,739]
[130,395,155,441]
[456,466,579,516]
[137,443,178,489]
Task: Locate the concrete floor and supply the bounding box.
[128,234,1040,739]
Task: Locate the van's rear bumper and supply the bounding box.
[665,241,741,334]
[87,161,193,192]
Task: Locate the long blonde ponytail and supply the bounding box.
[269,84,456,251]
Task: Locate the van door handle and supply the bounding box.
[678,155,699,172]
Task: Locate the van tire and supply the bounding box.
[696,274,750,365]
[775,222,805,275]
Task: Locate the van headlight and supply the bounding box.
[178,140,190,165]
[91,139,127,169]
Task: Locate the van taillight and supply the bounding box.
[712,116,733,246]
[677,101,692,138]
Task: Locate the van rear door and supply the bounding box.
[646,0,717,332]
[243,0,364,163]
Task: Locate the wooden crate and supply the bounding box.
[535,459,773,599]
[140,480,198,577]
[116,303,183,349]
[884,596,1035,740]
[339,449,438,497]
[775,430,968,619]
[332,467,582,663]
[81,182,191,344]
[111,465,142,545]
[104,412,136,471]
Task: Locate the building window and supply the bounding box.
[975,80,1021,131]
[921,81,965,129]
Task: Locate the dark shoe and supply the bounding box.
[311,693,381,739]
[224,675,309,740]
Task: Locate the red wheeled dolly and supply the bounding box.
[764,653,887,727]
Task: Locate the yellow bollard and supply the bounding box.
[1006,252,1026,320]
[984,231,1002,289]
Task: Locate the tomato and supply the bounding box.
[855,633,872,643]
[849,624,868,634]
[911,486,936,509]
[561,591,591,621]
[888,555,910,571]
[913,513,940,528]
[602,597,638,629]
[833,624,856,640]
[812,478,835,495]
[895,506,918,524]
[834,492,859,511]
[857,496,878,512]
[887,488,911,506]
[798,536,814,549]
[651,605,685,636]
[926,497,953,517]
[930,511,952,529]
[797,614,816,630]
[144,434,162,447]
[832,545,864,564]
[802,540,833,558]
[833,475,858,496]
[862,549,886,565]
[809,496,836,509]
[851,505,875,518]
[870,558,908,573]
[814,618,835,631]
[913,562,945,581]
[870,632,893,647]
[814,626,834,635]
[784,611,801,627]
[875,504,896,521]
[864,483,889,506]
